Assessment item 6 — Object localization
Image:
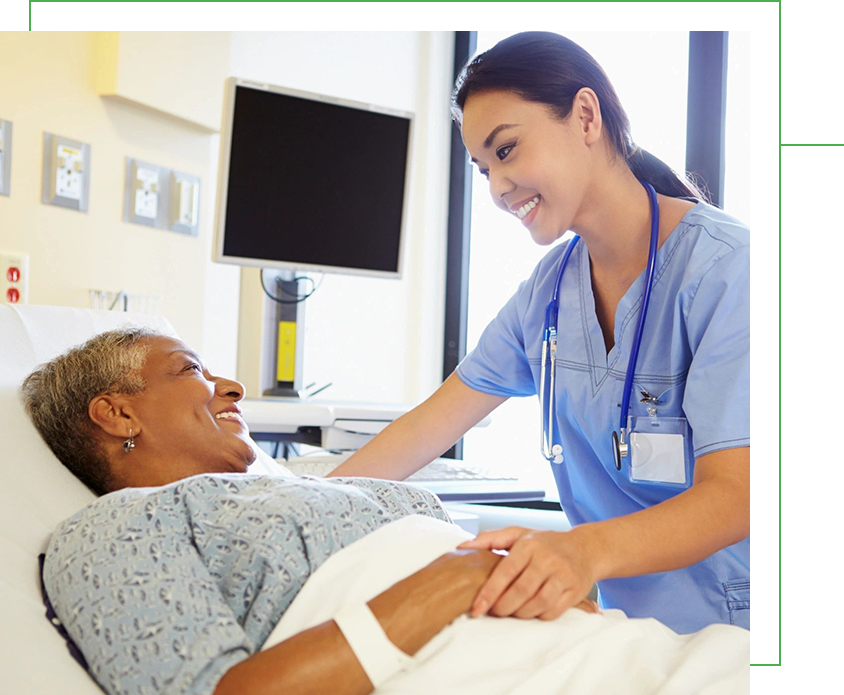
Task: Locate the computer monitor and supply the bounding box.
[213,77,413,279]
[213,77,414,398]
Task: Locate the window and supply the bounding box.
[454,32,747,499]
[724,31,780,227]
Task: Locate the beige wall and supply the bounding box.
[0,31,453,404]
[0,31,240,374]
[95,32,230,132]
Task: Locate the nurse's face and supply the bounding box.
[461,90,597,246]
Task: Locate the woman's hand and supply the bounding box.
[217,548,505,695]
[431,547,504,580]
[457,526,600,620]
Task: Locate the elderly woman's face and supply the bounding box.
[114,336,256,486]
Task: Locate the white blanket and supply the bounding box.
[263,515,749,694]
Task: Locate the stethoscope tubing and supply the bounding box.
[618,181,660,432]
[540,180,660,464]
[540,235,580,462]
[544,235,581,340]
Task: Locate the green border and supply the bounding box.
[21,16,796,695]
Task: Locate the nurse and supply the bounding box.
[330,31,749,635]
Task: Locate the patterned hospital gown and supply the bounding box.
[43,473,451,695]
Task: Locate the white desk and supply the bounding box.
[242,397,490,450]
[240,398,411,435]
[243,398,543,504]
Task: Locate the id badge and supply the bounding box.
[626,415,692,489]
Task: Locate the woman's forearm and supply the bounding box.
[580,448,750,581]
[214,549,501,695]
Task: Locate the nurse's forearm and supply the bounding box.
[580,447,750,581]
[327,407,452,480]
[327,373,506,480]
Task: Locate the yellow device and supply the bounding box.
[277,321,297,382]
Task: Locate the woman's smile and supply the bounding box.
[518,197,541,226]
[215,410,245,426]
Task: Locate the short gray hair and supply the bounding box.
[20,327,164,495]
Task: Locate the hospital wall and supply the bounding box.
[0,31,454,406]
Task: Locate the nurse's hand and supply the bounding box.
[456,526,599,620]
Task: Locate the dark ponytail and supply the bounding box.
[452,32,706,202]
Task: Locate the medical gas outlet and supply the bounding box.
[134,165,160,221]
[124,158,167,228]
[170,171,200,235]
[0,252,30,305]
[42,133,91,211]
[123,158,200,235]
[0,119,12,196]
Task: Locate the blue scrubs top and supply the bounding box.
[456,202,750,634]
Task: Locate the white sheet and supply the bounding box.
[263,515,749,694]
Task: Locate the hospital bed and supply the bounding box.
[0,306,749,694]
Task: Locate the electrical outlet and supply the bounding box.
[169,170,200,235]
[0,251,30,305]
[42,133,90,211]
[0,120,11,196]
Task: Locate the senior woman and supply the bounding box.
[24,327,605,695]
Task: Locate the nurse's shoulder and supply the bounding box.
[682,203,750,257]
[672,203,750,293]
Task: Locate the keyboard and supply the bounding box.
[281,454,544,504]
[281,454,353,478]
[283,454,515,481]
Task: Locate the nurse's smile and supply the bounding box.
[518,198,541,226]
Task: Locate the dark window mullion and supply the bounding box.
[442,31,477,460]
[686,31,729,207]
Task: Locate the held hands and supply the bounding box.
[457,526,601,620]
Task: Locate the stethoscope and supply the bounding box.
[539,180,660,471]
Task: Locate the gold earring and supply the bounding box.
[123,428,135,453]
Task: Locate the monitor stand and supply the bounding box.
[263,270,306,399]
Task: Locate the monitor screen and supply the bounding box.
[214,80,412,277]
